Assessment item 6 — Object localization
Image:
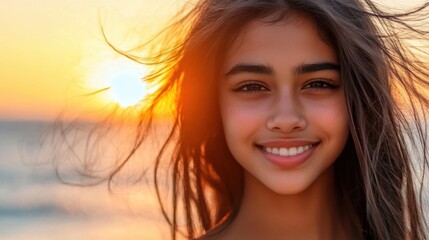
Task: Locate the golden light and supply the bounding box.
[84,57,154,109]
[109,70,146,107]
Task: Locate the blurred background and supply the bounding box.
[0,0,181,239]
[0,0,427,240]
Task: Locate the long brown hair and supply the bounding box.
[57,0,429,239]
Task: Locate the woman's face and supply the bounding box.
[219,15,349,195]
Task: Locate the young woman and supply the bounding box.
[62,0,429,239]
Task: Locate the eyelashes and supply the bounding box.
[232,80,339,94]
[233,81,269,93]
[302,80,339,91]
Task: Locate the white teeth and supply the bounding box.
[263,144,313,157]
[279,148,288,156]
[289,147,297,155]
[272,148,279,154]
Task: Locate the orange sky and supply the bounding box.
[0,0,426,121]
[0,0,180,121]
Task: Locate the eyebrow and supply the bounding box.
[295,62,340,74]
[225,64,272,76]
[225,62,340,77]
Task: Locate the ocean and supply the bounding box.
[0,121,169,240]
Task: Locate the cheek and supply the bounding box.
[219,96,267,137]
[221,102,252,124]
[304,95,349,147]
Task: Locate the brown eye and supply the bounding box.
[303,80,338,91]
[234,82,270,93]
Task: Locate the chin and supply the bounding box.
[247,166,335,197]
[266,178,316,196]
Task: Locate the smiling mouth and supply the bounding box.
[256,142,319,157]
[255,142,319,168]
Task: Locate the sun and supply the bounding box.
[108,70,147,107]
[85,57,154,108]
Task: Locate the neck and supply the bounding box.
[223,167,346,239]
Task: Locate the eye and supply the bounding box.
[303,80,338,91]
[233,81,270,93]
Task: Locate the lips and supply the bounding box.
[256,140,319,168]
[264,144,313,157]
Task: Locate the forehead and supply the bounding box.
[224,14,337,71]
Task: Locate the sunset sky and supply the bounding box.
[0,0,181,121]
[0,0,426,121]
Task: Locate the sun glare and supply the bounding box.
[109,70,146,107]
[85,57,155,109]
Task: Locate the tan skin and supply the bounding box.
[211,14,354,240]
[214,169,347,240]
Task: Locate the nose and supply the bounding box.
[266,93,307,133]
